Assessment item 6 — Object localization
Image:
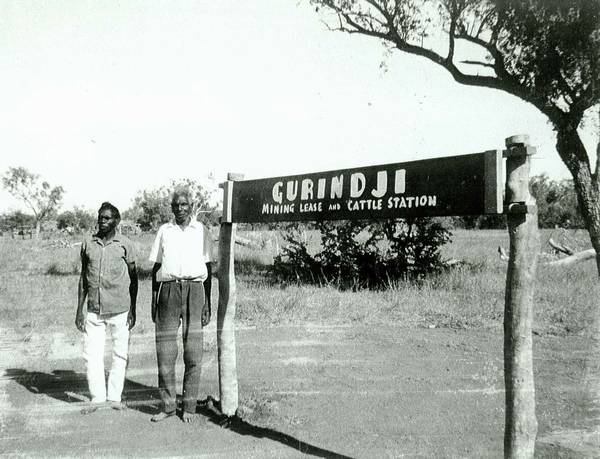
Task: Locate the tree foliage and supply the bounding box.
[56,207,96,233]
[2,167,64,236]
[311,0,599,122]
[531,173,584,228]
[0,211,35,232]
[126,179,218,231]
[270,218,451,289]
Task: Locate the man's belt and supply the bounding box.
[163,278,202,284]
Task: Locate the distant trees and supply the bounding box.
[56,207,96,233]
[2,167,64,238]
[531,174,584,229]
[126,179,218,231]
[0,211,35,233]
[451,175,584,230]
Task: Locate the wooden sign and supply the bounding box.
[225,150,503,223]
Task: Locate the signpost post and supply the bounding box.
[216,138,538,457]
[503,136,539,458]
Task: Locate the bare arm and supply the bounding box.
[202,262,212,326]
[151,262,161,323]
[127,262,138,329]
[75,256,88,332]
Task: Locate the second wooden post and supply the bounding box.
[217,173,243,417]
[503,135,539,458]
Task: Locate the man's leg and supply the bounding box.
[106,311,130,408]
[83,312,107,412]
[153,282,180,421]
[181,282,204,420]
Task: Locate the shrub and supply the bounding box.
[270,218,451,290]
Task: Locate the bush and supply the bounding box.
[270,218,452,290]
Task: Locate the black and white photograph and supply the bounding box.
[1,1,599,457]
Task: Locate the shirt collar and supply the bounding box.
[167,219,201,229]
[92,233,122,244]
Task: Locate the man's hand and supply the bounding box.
[75,310,86,332]
[127,309,136,330]
[201,302,211,327]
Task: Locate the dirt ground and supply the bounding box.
[1,323,598,458]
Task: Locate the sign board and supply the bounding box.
[225,151,503,223]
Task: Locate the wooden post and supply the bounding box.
[503,135,539,458]
[217,172,243,417]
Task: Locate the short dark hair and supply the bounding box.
[171,188,192,206]
[98,202,121,221]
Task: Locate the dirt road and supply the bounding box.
[0,324,595,458]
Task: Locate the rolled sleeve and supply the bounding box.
[203,225,214,263]
[124,239,137,264]
[149,227,163,264]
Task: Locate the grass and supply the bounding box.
[0,228,597,339]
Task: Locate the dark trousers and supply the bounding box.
[155,281,204,414]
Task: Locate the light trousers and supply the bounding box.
[83,311,129,403]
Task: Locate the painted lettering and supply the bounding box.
[394,169,406,194]
[371,171,387,198]
[330,175,343,199]
[272,182,283,204]
[350,173,366,198]
[301,179,314,200]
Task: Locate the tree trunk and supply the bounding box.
[556,126,600,275]
[555,126,600,431]
[34,220,41,239]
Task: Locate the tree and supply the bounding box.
[311,0,600,269]
[127,179,218,231]
[311,0,600,453]
[530,173,584,228]
[2,167,64,238]
[56,207,96,233]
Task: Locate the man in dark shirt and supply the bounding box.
[76,202,138,413]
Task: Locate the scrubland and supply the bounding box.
[1,228,594,338]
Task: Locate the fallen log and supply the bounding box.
[548,238,574,256]
[235,235,262,249]
[546,248,596,266]
[498,246,596,266]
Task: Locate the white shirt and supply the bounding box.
[148,220,214,282]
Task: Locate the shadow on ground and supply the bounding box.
[4,369,353,459]
[196,396,353,459]
[4,368,161,415]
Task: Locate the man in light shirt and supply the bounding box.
[148,189,213,422]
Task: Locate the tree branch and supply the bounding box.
[460,60,494,69]
[323,0,570,126]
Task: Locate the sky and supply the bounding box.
[0,0,598,214]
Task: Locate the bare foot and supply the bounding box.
[181,411,197,423]
[150,411,176,422]
[110,401,127,411]
[81,402,106,415]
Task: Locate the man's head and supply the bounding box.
[97,202,120,235]
[171,189,192,225]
